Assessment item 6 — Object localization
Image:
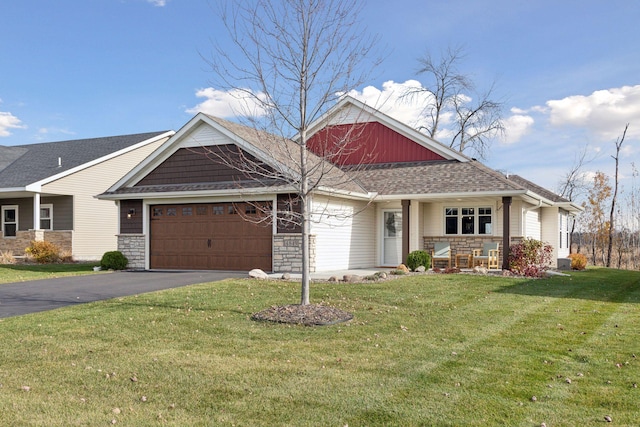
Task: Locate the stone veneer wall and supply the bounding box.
[423,236,524,257]
[272,234,316,273]
[0,230,72,255]
[117,234,146,270]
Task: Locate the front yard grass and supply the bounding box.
[0,263,101,284]
[0,267,638,426]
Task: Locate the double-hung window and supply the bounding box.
[2,205,18,237]
[445,206,492,235]
[40,204,53,230]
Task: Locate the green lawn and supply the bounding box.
[0,263,102,284]
[0,268,638,426]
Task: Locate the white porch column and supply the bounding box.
[33,193,41,230]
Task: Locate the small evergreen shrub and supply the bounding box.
[406,250,431,271]
[25,240,61,264]
[508,238,553,277]
[568,253,587,270]
[100,251,128,270]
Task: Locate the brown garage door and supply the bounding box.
[150,202,272,271]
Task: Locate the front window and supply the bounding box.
[445,206,492,235]
[2,206,18,237]
[40,204,53,230]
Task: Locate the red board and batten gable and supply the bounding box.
[307,121,446,166]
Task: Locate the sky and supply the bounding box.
[1,0,639,199]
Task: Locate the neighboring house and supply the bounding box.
[0,131,174,260]
[98,97,581,272]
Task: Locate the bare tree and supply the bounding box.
[402,46,504,159]
[205,0,379,305]
[557,145,593,252]
[606,124,628,267]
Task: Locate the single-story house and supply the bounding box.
[0,131,174,260]
[98,96,581,272]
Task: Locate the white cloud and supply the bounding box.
[501,112,534,144]
[545,85,640,140]
[186,87,268,118]
[0,111,26,137]
[146,0,167,6]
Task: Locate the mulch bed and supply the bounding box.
[251,304,353,326]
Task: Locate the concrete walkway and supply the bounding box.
[0,270,245,319]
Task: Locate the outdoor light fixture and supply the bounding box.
[127,208,136,219]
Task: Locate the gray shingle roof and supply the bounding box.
[0,131,169,188]
[347,160,526,195]
[505,174,569,203]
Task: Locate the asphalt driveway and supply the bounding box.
[0,270,245,319]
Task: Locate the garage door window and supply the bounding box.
[182,207,192,216]
[167,208,177,216]
[153,207,163,217]
[213,206,224,215]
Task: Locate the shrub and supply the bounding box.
[406,250,431,271]
[508,238,553,277]
[100,251,129,270]
[25,240,61,264]
[568,253,587,270]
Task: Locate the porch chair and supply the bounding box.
[473,242,500,270]
[431,242,452,269]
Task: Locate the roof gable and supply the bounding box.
[308,121,447,165]
[305,96,469,163]
[104,113,368,197]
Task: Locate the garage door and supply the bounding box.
[150,202,272,271]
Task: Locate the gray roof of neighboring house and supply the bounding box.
[0,131,169,188]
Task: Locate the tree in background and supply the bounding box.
[206,0,378,306]
[606,124,628,267]
[557,145,592,253]
[402,46,504,160]
[582,172,612,265]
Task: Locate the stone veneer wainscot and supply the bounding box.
[117,234,145,269]
[272,234,316,273]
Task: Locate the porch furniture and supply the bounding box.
[473,242,500,270]
[455,253,472,268]
[431,242,452,269]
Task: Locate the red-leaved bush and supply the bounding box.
[508,239,553,277]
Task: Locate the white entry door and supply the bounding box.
[383,210,402,266]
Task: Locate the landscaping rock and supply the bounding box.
[378,272,388,279]
[415,266,426,273]
[473,266,488,275]
[397,264,410,273]
[249,269,269,279]
[327,276,339,282]
[281,272,291,280]
[343,274,362,283]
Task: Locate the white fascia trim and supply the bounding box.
[314,186,374,201]
[556,201,585,213]
[141,194,278,206]
[98,186,297,201]
[30,130,175,190]
[374,190,530,201]
[0,187,28,194]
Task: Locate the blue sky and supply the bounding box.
[1,0,639,197]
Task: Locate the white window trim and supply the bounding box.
[2,205,19,238]
[444,206,493,236]
[40,204,53,230]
